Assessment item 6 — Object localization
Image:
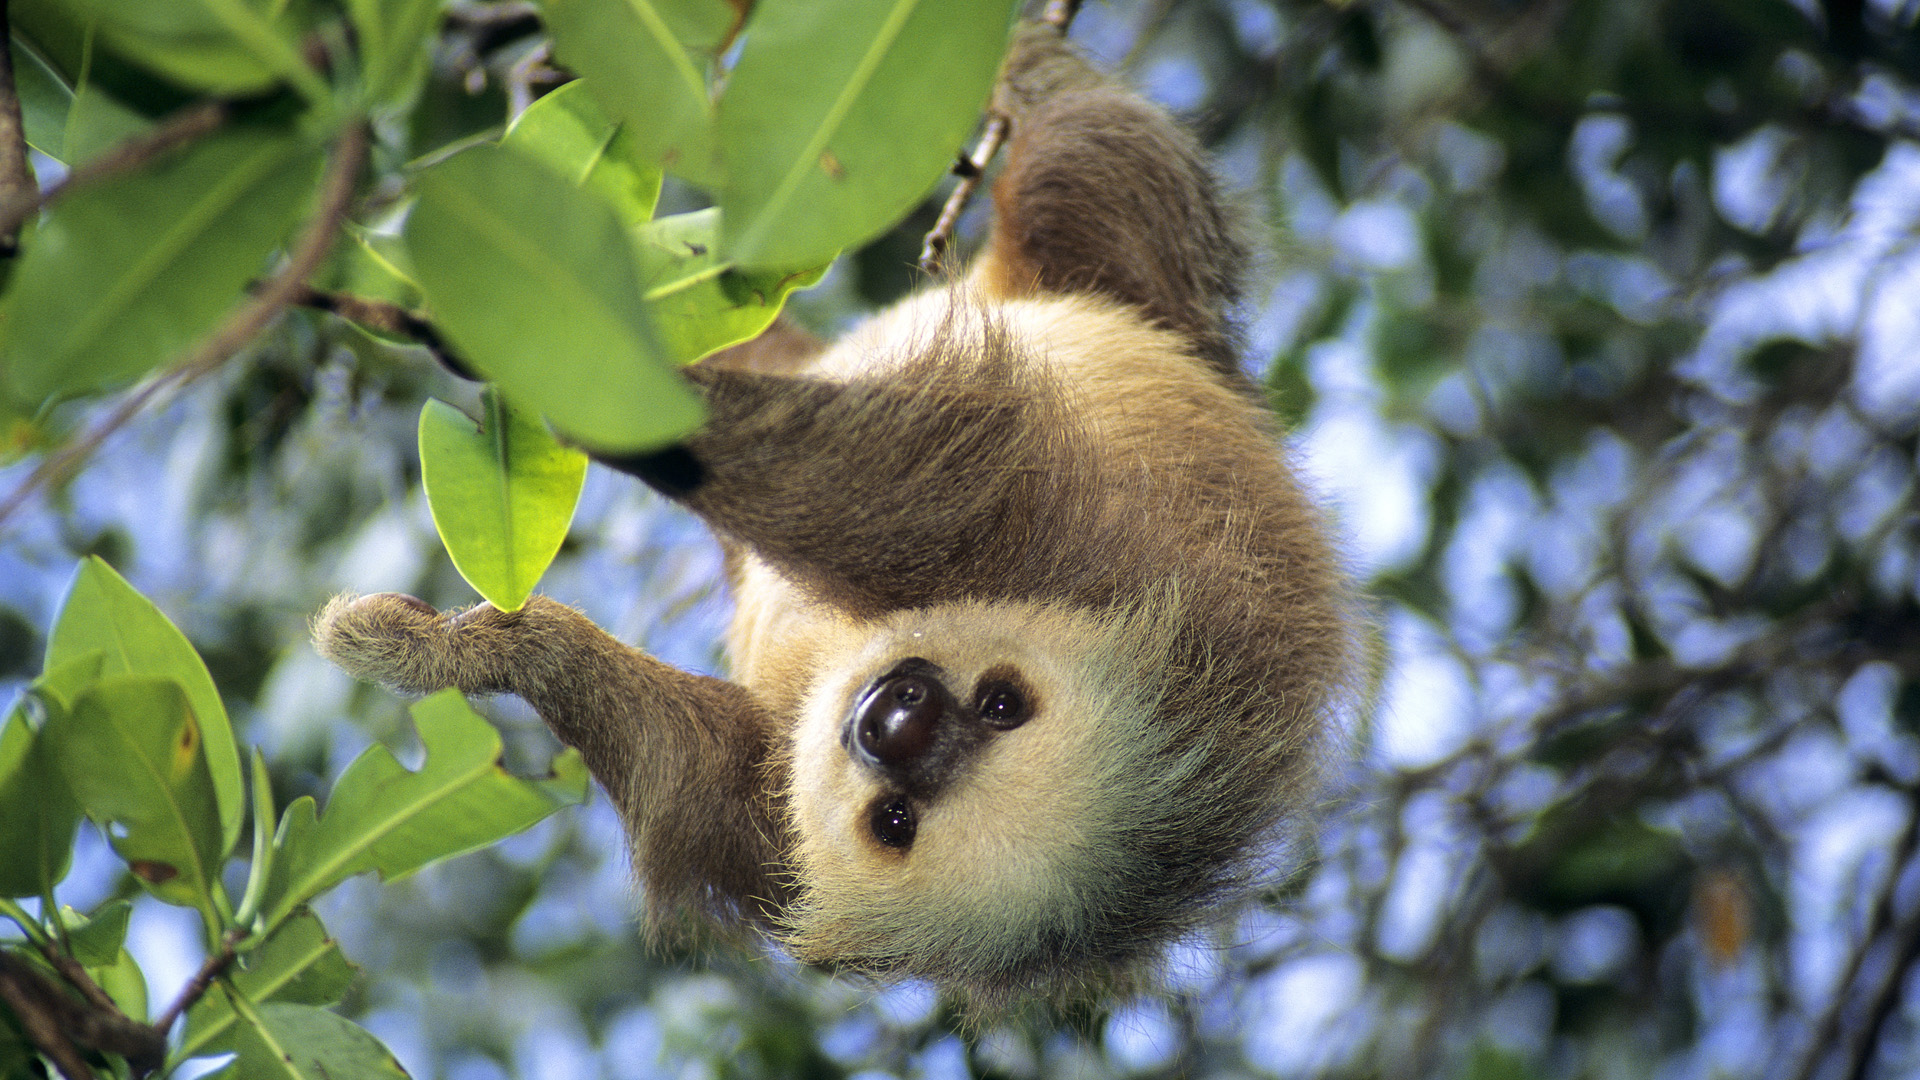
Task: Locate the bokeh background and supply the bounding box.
[4,0,1920,1077]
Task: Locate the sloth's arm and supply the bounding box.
[975,24,1247,380]
[313,593,793,926]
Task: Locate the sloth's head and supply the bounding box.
[779,594,1316,1006]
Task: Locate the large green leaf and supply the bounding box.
[46,558,245,857]
[210,1000,409,1080]
[502,79,663,228]
[419,390,587,612]
[64,0,323,100]
[0,655,96,898]
[178,912,354,1064]
[44,676,224,923]
[537,0,735,185]
[262,689,587,928]
[636,208,829,364]
[717,0,1018,269]
[0,130,323,403]
[404,143,704,453]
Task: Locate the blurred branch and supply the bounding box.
[0,121,368,533]
[289,286,479,381]
[0,101,227,246]
[0,0,35,256]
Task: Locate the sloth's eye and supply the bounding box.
[869,798,916,848]
[975,679,1031,730]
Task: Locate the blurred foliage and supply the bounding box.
[2,0,1919,1078]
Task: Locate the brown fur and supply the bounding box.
[314,26,1356,1012]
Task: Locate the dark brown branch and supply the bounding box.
[0,100,227,245]
[0,951,95,1080]
[0,121,368,533]
[0,0,36,255]
[29,939,119,1016]
[290,285,479,380]
[916,0,1083,274]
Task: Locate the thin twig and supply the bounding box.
[152,930,242,1035]
[289,285,478,379]
[0,0,36,255]
[30,939,119,1015]
[916,0,1083,274]
[0,121,368,533]
[0,100,227,244]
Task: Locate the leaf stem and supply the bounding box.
[0,896,46,944]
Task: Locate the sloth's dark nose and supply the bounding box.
[851,670,949,769]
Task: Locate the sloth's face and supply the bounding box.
[782,601,1152,974]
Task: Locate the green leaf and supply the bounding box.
[404,143,704,453]
[212,1000,409,1080]
[718,0,1019,269]
[46,558,245,858]
[88,947,150,1022]
[502,79,663,228]
[0,659,94,897]
[537,0,735,186]
[178,912,354,1064]
[0,130,323,404]
[636,208,829,364]
[316,225,423,335]
[59,83,151,170]
[64,0,323,101]
[262,689,587,928]
[10,39,71,160]
[44,675,224,923]
[343,0,438,104]
[419,390,588,612]
[62,900,133,965]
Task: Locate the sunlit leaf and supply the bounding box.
[211,1000,409,1080]
[502,79,663,228]
[718,0,1018,269]
[44,675,224,922]
[537,0,736,185]
[47,558,245,857]
[419,389,588,612]
[179,912,355,1064]
[0,131,323,404]
[61,899,133,966]
[636,209,829,363]
[262,689,587,928]
[405,143,703,453]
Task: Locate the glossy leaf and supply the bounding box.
[64,0,321,99]
[262,689,587,928]
[405,143,703,453]
[637,208,829,363]
[45,675,224,922]
[420,390,588,612]
[502,79,663,228]
[178,912,354,1064]
[211,1000,409,1080]
[538,0,735,185]
[0,130,322,404]
[47,558,245,857]
[718,0,1018,269]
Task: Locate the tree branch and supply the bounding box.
[0,100,227,245]
[0,120,368,533]
[0,0,37,255]
[289,285,478,379]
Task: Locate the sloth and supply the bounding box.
[316,23,1356,1010]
